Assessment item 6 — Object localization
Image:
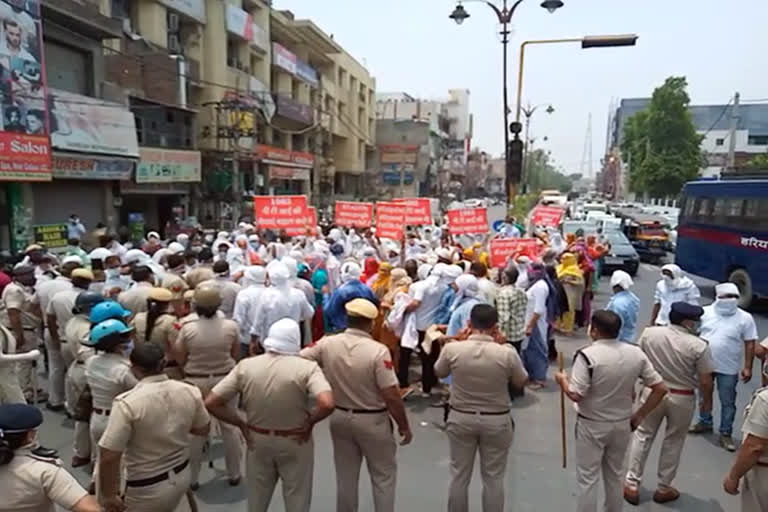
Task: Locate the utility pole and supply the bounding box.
[727,92,740,170]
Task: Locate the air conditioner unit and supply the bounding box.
[167,34,181,54]
[167,12,180,33]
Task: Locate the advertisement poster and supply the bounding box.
[392,197,431,225]
[447,208,488,235]
[33,223,67,252]
[252,195,308,231]
[136,147,201,183]
[489,238,541,268]
[0,0,51,181]
[334,201,373,228]
[530,205,564,228]
[376,201,405,240]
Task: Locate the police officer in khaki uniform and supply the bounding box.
[624,302,714,505]
[117,265,155,317]
[301,298,412,512]
[129,288,179,356]
[198,261,241,319]
[555,310,668,512]
[99,343,211,512]
[434,303,528,512]
[173,287,242,489]
[0,323,40,405]
[724,387,768,511]
[0,403,100,512]
[0,265,43,403]
[183,248,215,290]
[205,318,334,512]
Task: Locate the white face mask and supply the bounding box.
[106,268,121,279]
[715,297,739,316]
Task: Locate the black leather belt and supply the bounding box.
[185,371,230,378]
[335,406,387,414]
[125,459,189,488]
[450,406,510,416]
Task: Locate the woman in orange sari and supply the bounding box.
[374,268,410,369]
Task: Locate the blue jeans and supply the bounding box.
[697,372,738,436]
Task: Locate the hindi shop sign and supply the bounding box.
[530,206,564,228]
[375,202,406,240]
[392,198,431,225]
[136,148,201,183]
[447,208,488,235]
[334,201,373,228]
[489,238,540,268]
[253,195,308,231]
[33,224,68,252]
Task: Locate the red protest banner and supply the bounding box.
[376,202,406,240]
[489,238,541,268]
[253,195,308,231]
[530,206,564,228]
[392,198,431,225]
[285,206,317,236]
[334,201,374,228]
[447,208,488,235]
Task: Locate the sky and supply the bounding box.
[278,0,766,177]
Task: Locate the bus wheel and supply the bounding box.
[728,268,753,309]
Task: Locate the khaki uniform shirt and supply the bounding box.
[35,276,71,323]
[301,328,398,410]
[198,278,241,318]
[117,282,154,316]
[637,325,714,391]
[178,316,237,375]
[435,334,528,412]
[184,266,215,290]
[212,353,331,430]
[743,387,768,464]
[99,375,211,480]
[160,274,189,297]
[0,446,88,512]
[63,315,93,363]
[0,282,41,331]
[570,339,663,422]
[46,289,79,340]
[130,312,179,351]
[85,352,137,409]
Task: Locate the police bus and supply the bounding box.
[676,177,768,308]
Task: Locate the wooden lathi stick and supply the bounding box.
[558,351,567,469]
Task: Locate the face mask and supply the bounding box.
[685,321,702,335]
[123,340,134,357]
[106,268,121,279]
[715,297,739,316]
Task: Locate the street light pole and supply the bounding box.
[520,103,554,191]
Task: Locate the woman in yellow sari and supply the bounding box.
[375,268,411,368]
[556,252,584,334]
[369,262,392,300]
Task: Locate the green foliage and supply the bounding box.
[747,153,768,169]
[525,149,573,193]
[620,76,704,196]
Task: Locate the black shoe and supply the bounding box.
[46,403,65,412]
[190,483,200,491]
[32,446,58,458]
[229,477,241,486]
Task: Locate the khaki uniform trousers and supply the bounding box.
[186,375,243,484]
[445,411,514,512]
[246,432,314,512]
[743,465,768,512]
[65,360,91,459]
[625,390,696,489]
[43,330,67,406]
[0,362,25,404]
[330,410,397,512]
[575,416,631,512]
[17,333,40,400]
[124,464,192,512]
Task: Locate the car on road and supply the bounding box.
[562,220,598,236]
[601,231,640,276]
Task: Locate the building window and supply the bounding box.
[292,79,300,100]
[44,39,91,95]
[227,37,239,68]
[748,135,768,145]
[715,138,725,146]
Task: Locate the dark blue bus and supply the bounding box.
[676,178,768,308]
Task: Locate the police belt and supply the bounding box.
[184,371,230,378]
[248,425,303,437]
[335,406,387,414]
[449,406,510,416]
[92,408,110,416]
[125,459,189,487]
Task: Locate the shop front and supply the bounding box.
[254,144,313,197]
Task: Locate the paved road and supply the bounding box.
[37,262,764,511]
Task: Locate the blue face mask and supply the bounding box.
[123,340,134,357]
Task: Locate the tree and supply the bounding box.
[526,148,572,193]
[620,76,704,197]
[747,153,768,169]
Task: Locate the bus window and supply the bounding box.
[712,198,726,218]
[745,199,759,218]
[694,197,713,222]
[683,197,695,218]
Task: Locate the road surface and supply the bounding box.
[37,262,764,511]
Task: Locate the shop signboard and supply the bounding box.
[269,165,309,181]
[272,42,297,74]
[33,223,68,252]
[0,0,51,181]
[375,202,405,240]
[446,207,488,235]
[254,144,313,167]
[158,0,206,24]
[392,197,431,225]
[530,205,564,228]
[489,238,540,268]
[250,23,269,52]
[275,94,313,125]
[49,89,139,157]
[252,195,308,231]
[334,201,373,228]
[381,171,413,185]
[51,154,133,180]
[135,147,201,183]
[225,5,252,40]
[380,144,419,165]
[296,60,318,87]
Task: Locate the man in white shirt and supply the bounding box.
[650,264,700,326]
[470,261,496,306]
[523,264,550,388]
[689,282,758,452]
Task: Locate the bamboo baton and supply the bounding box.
[558,351,567,469]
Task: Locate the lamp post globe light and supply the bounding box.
[450,0,564,206]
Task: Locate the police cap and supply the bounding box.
[0,404,43,435]
[345,298,378,319]
[195,287,221,308]
[670,302,704,320]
